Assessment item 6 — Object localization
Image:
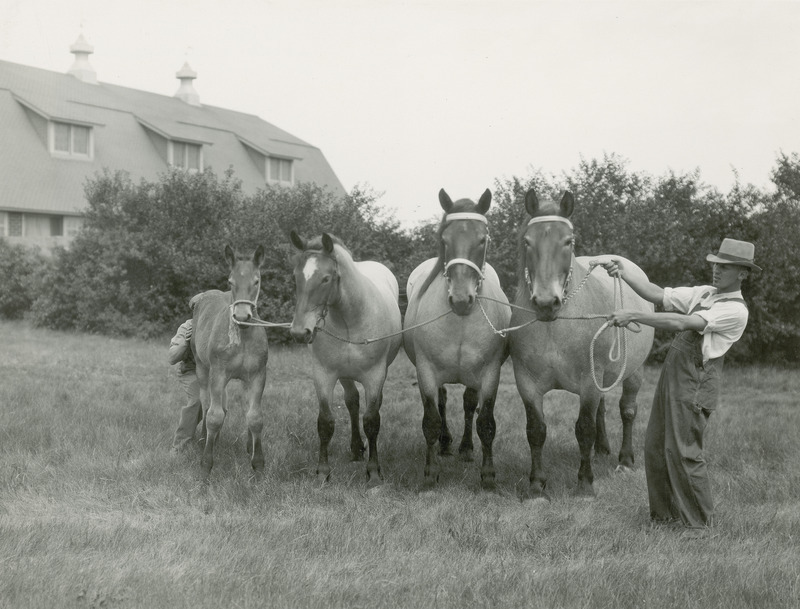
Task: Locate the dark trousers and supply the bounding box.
[645,330,722,528]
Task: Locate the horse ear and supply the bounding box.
[253,245,266,268]
[224,244,236,268]
[559,191,575,218]
[524,189,540,216]
[439,188,454,213]
[322,233,335,254]
[476,188,492,214]
[289,230,306,251]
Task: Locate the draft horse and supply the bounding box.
[509,190,655,499]
[289,232,402,485]
[403,188,511,490]
[192,244,270,481]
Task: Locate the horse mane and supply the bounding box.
[515,200,564,299]
[417,198,487,297]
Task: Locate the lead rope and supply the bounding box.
[476,262,640,393]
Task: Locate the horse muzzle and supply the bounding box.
[530,294,562,322]
[290,323,316,344]
[448,292,476,316]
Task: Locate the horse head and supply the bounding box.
[438,188,491,316]
[289,230,340,344]
[520,189,575,321]
[225,244,266,323]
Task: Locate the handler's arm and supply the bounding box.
[608,309,707,333]
[598,259,664,305]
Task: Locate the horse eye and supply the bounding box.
[321,276,330,284]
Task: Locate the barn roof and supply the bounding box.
[0,59,345,215]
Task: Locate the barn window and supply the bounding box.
[51,122,92,158]
[267,157,293,185]
[170,141,203,172]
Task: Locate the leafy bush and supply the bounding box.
[0,239,50,319]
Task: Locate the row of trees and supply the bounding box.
[3,153,798,363]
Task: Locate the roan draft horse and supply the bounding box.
[289,232,402,486]
[192,244,270,481]
[509,190,655,499]
[404,188,510,490]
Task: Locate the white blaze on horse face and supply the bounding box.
[303,257,319,283]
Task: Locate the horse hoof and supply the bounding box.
[523,495,550,507]
[459,449,474,462]
[481,477,497,492]
[365,469,383,487]
[420,475,438,493]
[575,484,597,499]
[315,470,331,485]
[615,464,634,474]
[439,445,453,457]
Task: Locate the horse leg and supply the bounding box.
[594,396,612,456]
[341,379,365,461]
[362,369,388,486]
[514,365,548,500]
[417,364,442,490]
[458,387,478,462]
[575,391,600,498]
[476,390,497,491]
[438,386,453,456]
[244,370,267,473]
[313,371,338,483]
[616,368,642,472]
[200,370,228,482]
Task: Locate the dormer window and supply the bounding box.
[169,141,202,172]
[267,156,293,185]
[50,121,92,159]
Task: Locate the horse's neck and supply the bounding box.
[329,250,371,324]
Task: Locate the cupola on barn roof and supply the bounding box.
[68,33,97,84]
[174,62,201,106]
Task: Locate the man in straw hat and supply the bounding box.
[600,238,759,538]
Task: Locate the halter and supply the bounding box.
[301,250,341,332]
[524,215,575,301]
[441,212,490,286]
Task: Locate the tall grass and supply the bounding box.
[1,320,799,609]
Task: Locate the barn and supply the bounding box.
[0,35,345,251]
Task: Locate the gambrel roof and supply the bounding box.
[0,59,345,215]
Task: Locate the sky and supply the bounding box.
[1,0,799,226]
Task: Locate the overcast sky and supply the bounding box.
[2,0,798,225]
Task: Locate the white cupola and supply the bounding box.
[174,62,201,106]
[68,34,97,84]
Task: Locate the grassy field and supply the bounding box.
[1,320,799,609]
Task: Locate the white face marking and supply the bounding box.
[302,257,319,282]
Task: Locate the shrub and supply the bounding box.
[0,239,50,319]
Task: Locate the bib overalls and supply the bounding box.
[644,297,745,528]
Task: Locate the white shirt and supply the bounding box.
[662,285,748,363]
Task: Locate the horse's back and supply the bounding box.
[192,290,229,361]
[576,255,653,313]
[356,260,401,317]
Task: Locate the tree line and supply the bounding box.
[2,152,798,364]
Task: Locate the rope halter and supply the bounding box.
[524,215,575,301]
[442,212,489,287]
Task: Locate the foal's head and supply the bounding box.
[437,188,491,316]
[518,189,575,321]
[225,244,266,323]
[289,231,342,343]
